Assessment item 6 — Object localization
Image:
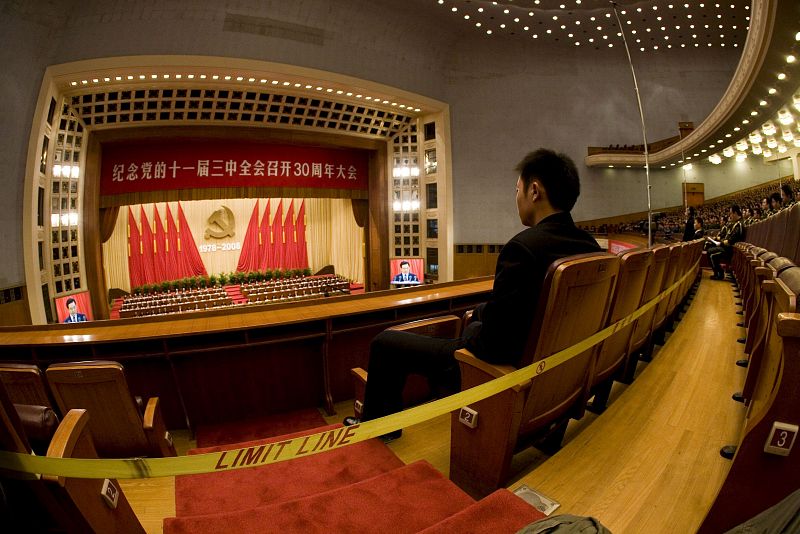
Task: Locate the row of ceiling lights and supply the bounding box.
[702,31,800,168]
[68,74,422,112]
[436,1,748,51]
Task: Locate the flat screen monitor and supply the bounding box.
[55,291,94,324]
[389,258,424,287]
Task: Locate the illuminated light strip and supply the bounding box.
[0,259,701,479]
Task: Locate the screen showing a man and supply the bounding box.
[392,260,420,286]
[63,298,88,323]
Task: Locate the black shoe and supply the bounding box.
[736,359,748,368]
[720,445,737,460]
[343,416,361,426]
[710,273,723,280]
[736,338,746,344]
[379,430,402,443]
[732,391,745,403]
[736,322,744,327]
[736,310,743,315]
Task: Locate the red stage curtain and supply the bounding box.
[127,207,144,289]
[259,200,273,271]
[283,200,298,269]
[271,200,285,269]
[153,205,168,283]
[297,200,309,269]
[165,204,183,280]
[178,203,208,277]
[236,200,261,272]
[139,206,157,285]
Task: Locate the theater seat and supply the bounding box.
[350,314,464,419]
[0,363,53,408]
[450,252,619,497]
[45,361,176,458]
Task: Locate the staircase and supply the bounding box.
[223,284,249,305]
[164,425,545,533]
[109,297,124,320]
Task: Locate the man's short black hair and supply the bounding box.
[66,297,76,307]
[781,183,795,199]
[730,205,741,216]
[399,260,410,268]
[695,217,703,226]
[515,148,581,212]
[770,192,782,204]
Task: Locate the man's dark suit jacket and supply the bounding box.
[464,211,601,366]
[392,272,419,282]
[64,313,88,323]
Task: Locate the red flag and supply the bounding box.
[153,205,168,283]
[127,207,144,289]
[178,203,207,277]
[297,200,308,269]
[165,204,182,280]
[236,200,261,272]
[283,200,298,269]
[259,200,272,270]
[271,200,284,269]
[139,206,157,285]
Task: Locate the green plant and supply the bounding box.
[209,274,218,286]
[303,268,312,276]
[218,272,229,286]
[188,276,198,289]
[160,280,171,293]
[264,269,273,281]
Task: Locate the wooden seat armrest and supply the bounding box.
[777,313,800,337]
[350,367,368,382]
[142,397,176,457]
[755,266,774,279]
[389,315,462,338]
[454,348,528,393]
[44,409,91,485]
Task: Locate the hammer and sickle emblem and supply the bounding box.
[535,361,546,375]
[205,206,236,239]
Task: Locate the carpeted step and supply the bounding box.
[194,407,327,448]
[165,460,474,534]
[175,423,405,517]
[418,489,546,533]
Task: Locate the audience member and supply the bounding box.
[708,205,743,280]
[345,148,601,440]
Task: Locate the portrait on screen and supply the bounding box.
[55,291,94,324]
[389,258,423,287]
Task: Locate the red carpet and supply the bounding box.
[165,461,474,534]
[110,297,124,320]
[419,489,546,533]
[223,284,249,305]
[176,423,405,517]
[194,407,327,448]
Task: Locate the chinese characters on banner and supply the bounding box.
[100,140,369,195]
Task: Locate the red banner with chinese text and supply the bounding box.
[100,140,369,195]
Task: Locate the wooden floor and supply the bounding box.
[122,270,746,534]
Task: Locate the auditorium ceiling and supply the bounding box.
[428,0,750,51]
[48,1,800,169]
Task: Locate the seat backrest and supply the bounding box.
[0,363,52,408]
[591,248,653,388]
[653,243,683,329]
[628,245,671,353]
[784,204,800,263]
[766,209,789,254]
[517,253,619,434]
[45,361,149,458]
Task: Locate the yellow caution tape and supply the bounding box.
[0,260,700,479]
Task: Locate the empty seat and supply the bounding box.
[46,361,176,458]
[0,363,52,408]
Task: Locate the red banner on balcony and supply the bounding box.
[100,140,369,195]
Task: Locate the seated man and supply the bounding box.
[63,297,88,323]
[693,217,705,239]
[347,148,601,440]
[707,205,743,280]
